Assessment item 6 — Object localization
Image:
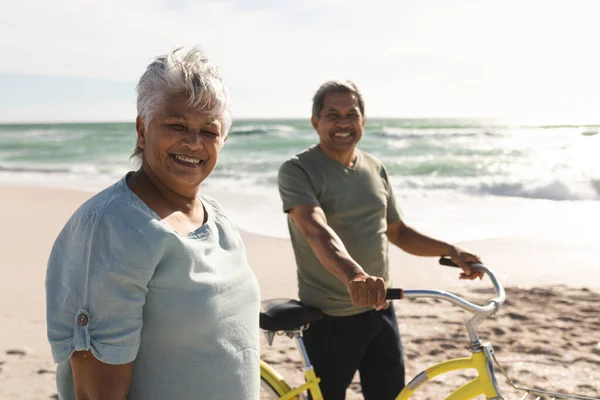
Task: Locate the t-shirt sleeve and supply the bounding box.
[381,165,402,225]
[46,209,156,365]
[278,160,319,213]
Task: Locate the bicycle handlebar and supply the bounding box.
[385,257,506,315]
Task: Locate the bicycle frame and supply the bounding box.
[260,334,503,400]
[261,330,325,400]
[388,263,504,399]
[397,343,502,399]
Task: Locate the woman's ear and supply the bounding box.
[136,116,146,150]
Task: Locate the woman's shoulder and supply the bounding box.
[69,179,127,222]
[72,178,129,218]
[66,178,159,243]
[50,179,156,272]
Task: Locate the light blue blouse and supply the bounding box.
[46,176,260,399]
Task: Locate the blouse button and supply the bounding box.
[77,314,88,326]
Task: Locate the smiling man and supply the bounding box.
[277,80,483,399]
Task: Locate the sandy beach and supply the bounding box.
[0,184,598,399]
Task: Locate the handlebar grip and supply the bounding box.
[439,257,460,268]
[386,288,404,300]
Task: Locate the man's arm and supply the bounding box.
[385,219,484,280]
[70,351,133,400]
[288,203,388,309]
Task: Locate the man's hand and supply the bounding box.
[346,274,389,310]
[448,246,484,280]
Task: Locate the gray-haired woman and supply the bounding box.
[46,47,260,400]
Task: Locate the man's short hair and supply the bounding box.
[311,80,365,119]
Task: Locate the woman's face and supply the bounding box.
[136,91,227,195]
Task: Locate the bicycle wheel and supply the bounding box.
[260,360,296,399]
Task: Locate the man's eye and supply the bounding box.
[201,130,219,137]
[169,124,186,131]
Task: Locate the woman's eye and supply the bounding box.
[169,124,186,131]
[201,130,219,137]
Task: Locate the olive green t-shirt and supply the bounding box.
[278,145,402,316]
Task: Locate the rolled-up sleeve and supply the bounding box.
[278,160,319,213]
[46,208,155,365]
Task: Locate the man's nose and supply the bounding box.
[336,116,353,125]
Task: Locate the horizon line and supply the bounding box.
[1,117,599,127]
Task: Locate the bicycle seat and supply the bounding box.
[260,299,324,332]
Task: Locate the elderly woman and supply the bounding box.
[45,47,260,399]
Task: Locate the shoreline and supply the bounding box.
[3,182,600,290]
[4,175,600,243]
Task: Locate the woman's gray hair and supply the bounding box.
[132,47,232,160]
[312,80,365,119]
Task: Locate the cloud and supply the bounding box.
[1,0,599,122]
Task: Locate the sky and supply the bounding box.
[1,0,599,124]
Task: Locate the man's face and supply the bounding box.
[136,91,226,193]
[311,92,365,153]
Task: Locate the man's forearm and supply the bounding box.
[305,229,366,283]
[389,226,454,257]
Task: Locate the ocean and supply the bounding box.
[1,119,599,241]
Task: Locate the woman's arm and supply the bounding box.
[70,351,133,400]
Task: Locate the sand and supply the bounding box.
[0,184,598,399]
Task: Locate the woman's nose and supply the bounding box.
[181,131,205,149]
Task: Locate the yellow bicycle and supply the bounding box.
[259,258,599,400]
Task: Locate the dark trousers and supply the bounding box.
[303,303,405,400]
